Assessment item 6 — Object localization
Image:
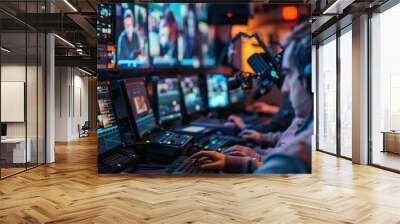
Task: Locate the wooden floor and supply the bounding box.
[1,136,400,224]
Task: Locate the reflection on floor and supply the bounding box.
[0,136,400,223]
[373,150,400,171]
[0,163,42,178]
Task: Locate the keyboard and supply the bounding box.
[165,155,217,174]
[151,131,192,147]
[198,134,244,151]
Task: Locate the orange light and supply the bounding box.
[282,6,298,20]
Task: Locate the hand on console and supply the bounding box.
[224,115,245,129]
[190,151,225,170]
[222,145,261,161]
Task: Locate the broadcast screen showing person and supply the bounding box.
[148,3,182,67]
[176,3,215,68]
[207,74,229,109]
[116,3,149,68]
[97,82,122,155]
[180,75,204,114]
[157,78,182,123]
[97,4,113,42]
[124,78,157,137]
[200,22,216,67]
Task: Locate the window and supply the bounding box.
[339,28,352,158]
[317,36,337,154]
[370,3,400,171]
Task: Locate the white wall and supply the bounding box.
[54,67,89,141]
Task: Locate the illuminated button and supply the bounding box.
[145,140,150,143]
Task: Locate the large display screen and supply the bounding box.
[124,78,156,137]
[178,3,215,67]
[207,74,229,109]
[148,3,182,67]
[97,4,113,42]
[116,3,149,68]
[157,77,182,123]
[180,75,204,114]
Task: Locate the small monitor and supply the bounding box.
[97,44,116,70]
[156,77,182,124]
[229,77,245,104]
[124,78,157,137]
[207,74,229,109]
[1,123,7,137]
[116,3,149,68]
[180,75,204,114]
[97,82,122,155]
[97,4,114,42]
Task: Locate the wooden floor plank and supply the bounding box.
[0,136,400,223]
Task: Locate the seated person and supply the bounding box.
[246,101,280,114]
[225,94,294,142]
[190,22,312,173]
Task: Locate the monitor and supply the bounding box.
[148,3,182,67]
[1,123,7,137]
[116,3,149,68]
[97,44,116,70]
[180,75,204,114]
[97,82,122,155]
[207,74,229,109]
[157,77,182,124]
[178,4,202,68]
[124,78,157,137]
[228,77,245,104]
[97,4,113,42]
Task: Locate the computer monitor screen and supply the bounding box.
[97,4,113,42]
[124,78,157,137]
[180,75,204,114]
[157,77,182,123]
[97,82,122,155]
[148,3,182,67]
[116,3,149,68]
[1,123,7,137]
[228,78,245,104]
[207,74,229,109]
[98,44,116,70]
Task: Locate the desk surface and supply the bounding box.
[381,131,400,134]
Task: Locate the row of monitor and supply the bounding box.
[97,3,216,70]
[98,74,245,141]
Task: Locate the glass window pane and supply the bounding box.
[317,37,337,154]
[27,31,38,169]
[340,29,352,158]
[1,32,27,177]
[371,3,400,171]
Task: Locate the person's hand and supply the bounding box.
[189,151,225,170]
[224,115,245,129]
[239,129,263,142]
[222,145,261,161]
[249,102,279,114]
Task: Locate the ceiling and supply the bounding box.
[0,0,98,73]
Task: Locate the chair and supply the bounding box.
[79,121,90,138]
